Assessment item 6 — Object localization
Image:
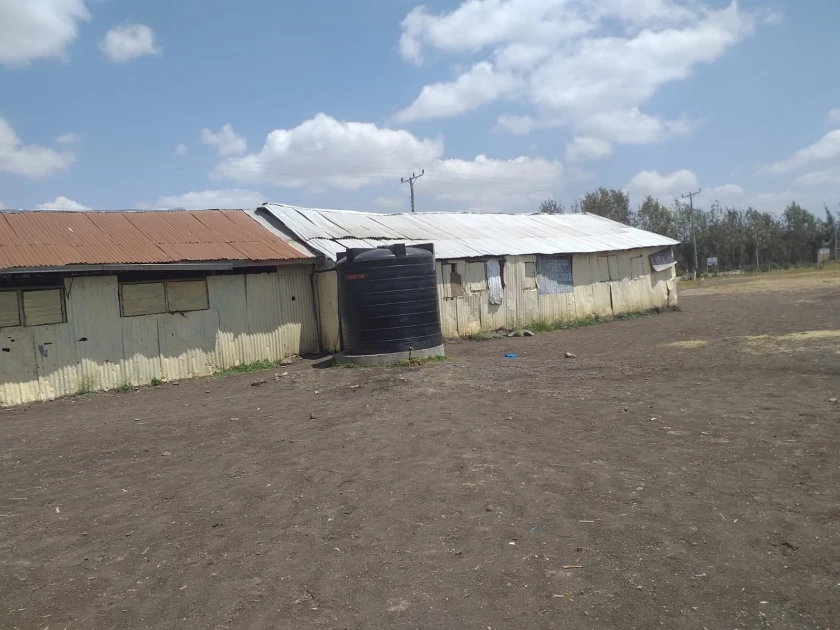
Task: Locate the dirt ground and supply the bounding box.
[2,272,839,630]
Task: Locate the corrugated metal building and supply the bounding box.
[254,204,680,348]
[0,210,318,406]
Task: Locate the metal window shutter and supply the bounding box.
[524,261,537,289]
[597,257,611,282]
[166,280,208,312]
[631,256,644,279]
[0,291,20,327]
[608,256,619,280]
[465,262,487,291]
[121,283,166,317]
[22,289,63,326]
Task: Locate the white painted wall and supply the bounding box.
[0,266,318,406]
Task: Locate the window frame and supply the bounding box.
[0,286,67,328]
[465,261,488,292]
[447,263,463,298]
[630,255,645,279]
[118,278,210,318]
[523,260,537,290]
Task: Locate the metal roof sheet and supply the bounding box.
[258,203,680,261]
[0,210,312,270]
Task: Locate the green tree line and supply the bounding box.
[540,188,838,273]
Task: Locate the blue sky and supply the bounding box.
[1,0,839,214]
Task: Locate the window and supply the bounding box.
[0,288,66,328]
[630,256,644,279]
[597,257,610,282]
[119,279,209,317]
[438,262,463,299]
[167,280,209,312]
[597,255,620,281]
[524,261,537,290]
[465,262,488,292]
[121,283,166,317]
[0,291,20,327]
[649,248,676,272]
[536,255,574,295]
[448,264,463,298]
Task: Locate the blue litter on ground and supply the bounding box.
[505,353,518,358]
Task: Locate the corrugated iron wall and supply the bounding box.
[436,247,677,338]
[315,271,340,354]
[0,265,319,406]
[312,247,677,348]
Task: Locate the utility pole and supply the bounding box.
[682,189,701,280]
[401,170,424,213]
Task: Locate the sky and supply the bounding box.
[1,0,839,215]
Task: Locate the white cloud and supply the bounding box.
[394,62,521,122]
[0,117,76,178]
[793,166,840,189]
[0,0,90,67]
[373,196,406,210]
[99,24,161,63]
[695,184,745,207]
[424,154,563,212]
[564,136,613,162]
[494,114,537,136]
[398,0,769,148]
[0,200,6,209]
[493,43,553,71]
[200,124,247,157]
[174,143,189,156]
[399,0,597,64]
[747,191,794,213]
[828,109,840,123]
[710,183,744,197]
[35,196,90,211]
[212,114,561,212]
[56,132,81,144]
[214,114,443,189]
[578,110,694,145]
[625,169,699,202]
[761,129,840,174]
[151,189,265,210]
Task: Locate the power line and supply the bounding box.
[401,170,424,213]
[681,189,701,280]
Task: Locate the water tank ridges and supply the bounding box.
[336,243,443,355]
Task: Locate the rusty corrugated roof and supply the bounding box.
[0,210,311,270]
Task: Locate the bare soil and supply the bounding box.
[2,274,840,630]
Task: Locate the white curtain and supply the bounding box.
[486,259,503,305]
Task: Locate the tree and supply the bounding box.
[824,205,837,245]
[635,196,675,237]
[539,199,564,214]
[580,187,631,224]
[783,202,819,264]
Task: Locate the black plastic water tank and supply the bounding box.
[336,243,443,355]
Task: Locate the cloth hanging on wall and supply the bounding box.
[486,259,503,305]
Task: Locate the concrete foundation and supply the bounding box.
[335,344,446,367]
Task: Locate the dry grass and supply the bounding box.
[667,340,710,349]
[740,329,840,354]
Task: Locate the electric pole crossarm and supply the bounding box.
[400,170,425,213]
